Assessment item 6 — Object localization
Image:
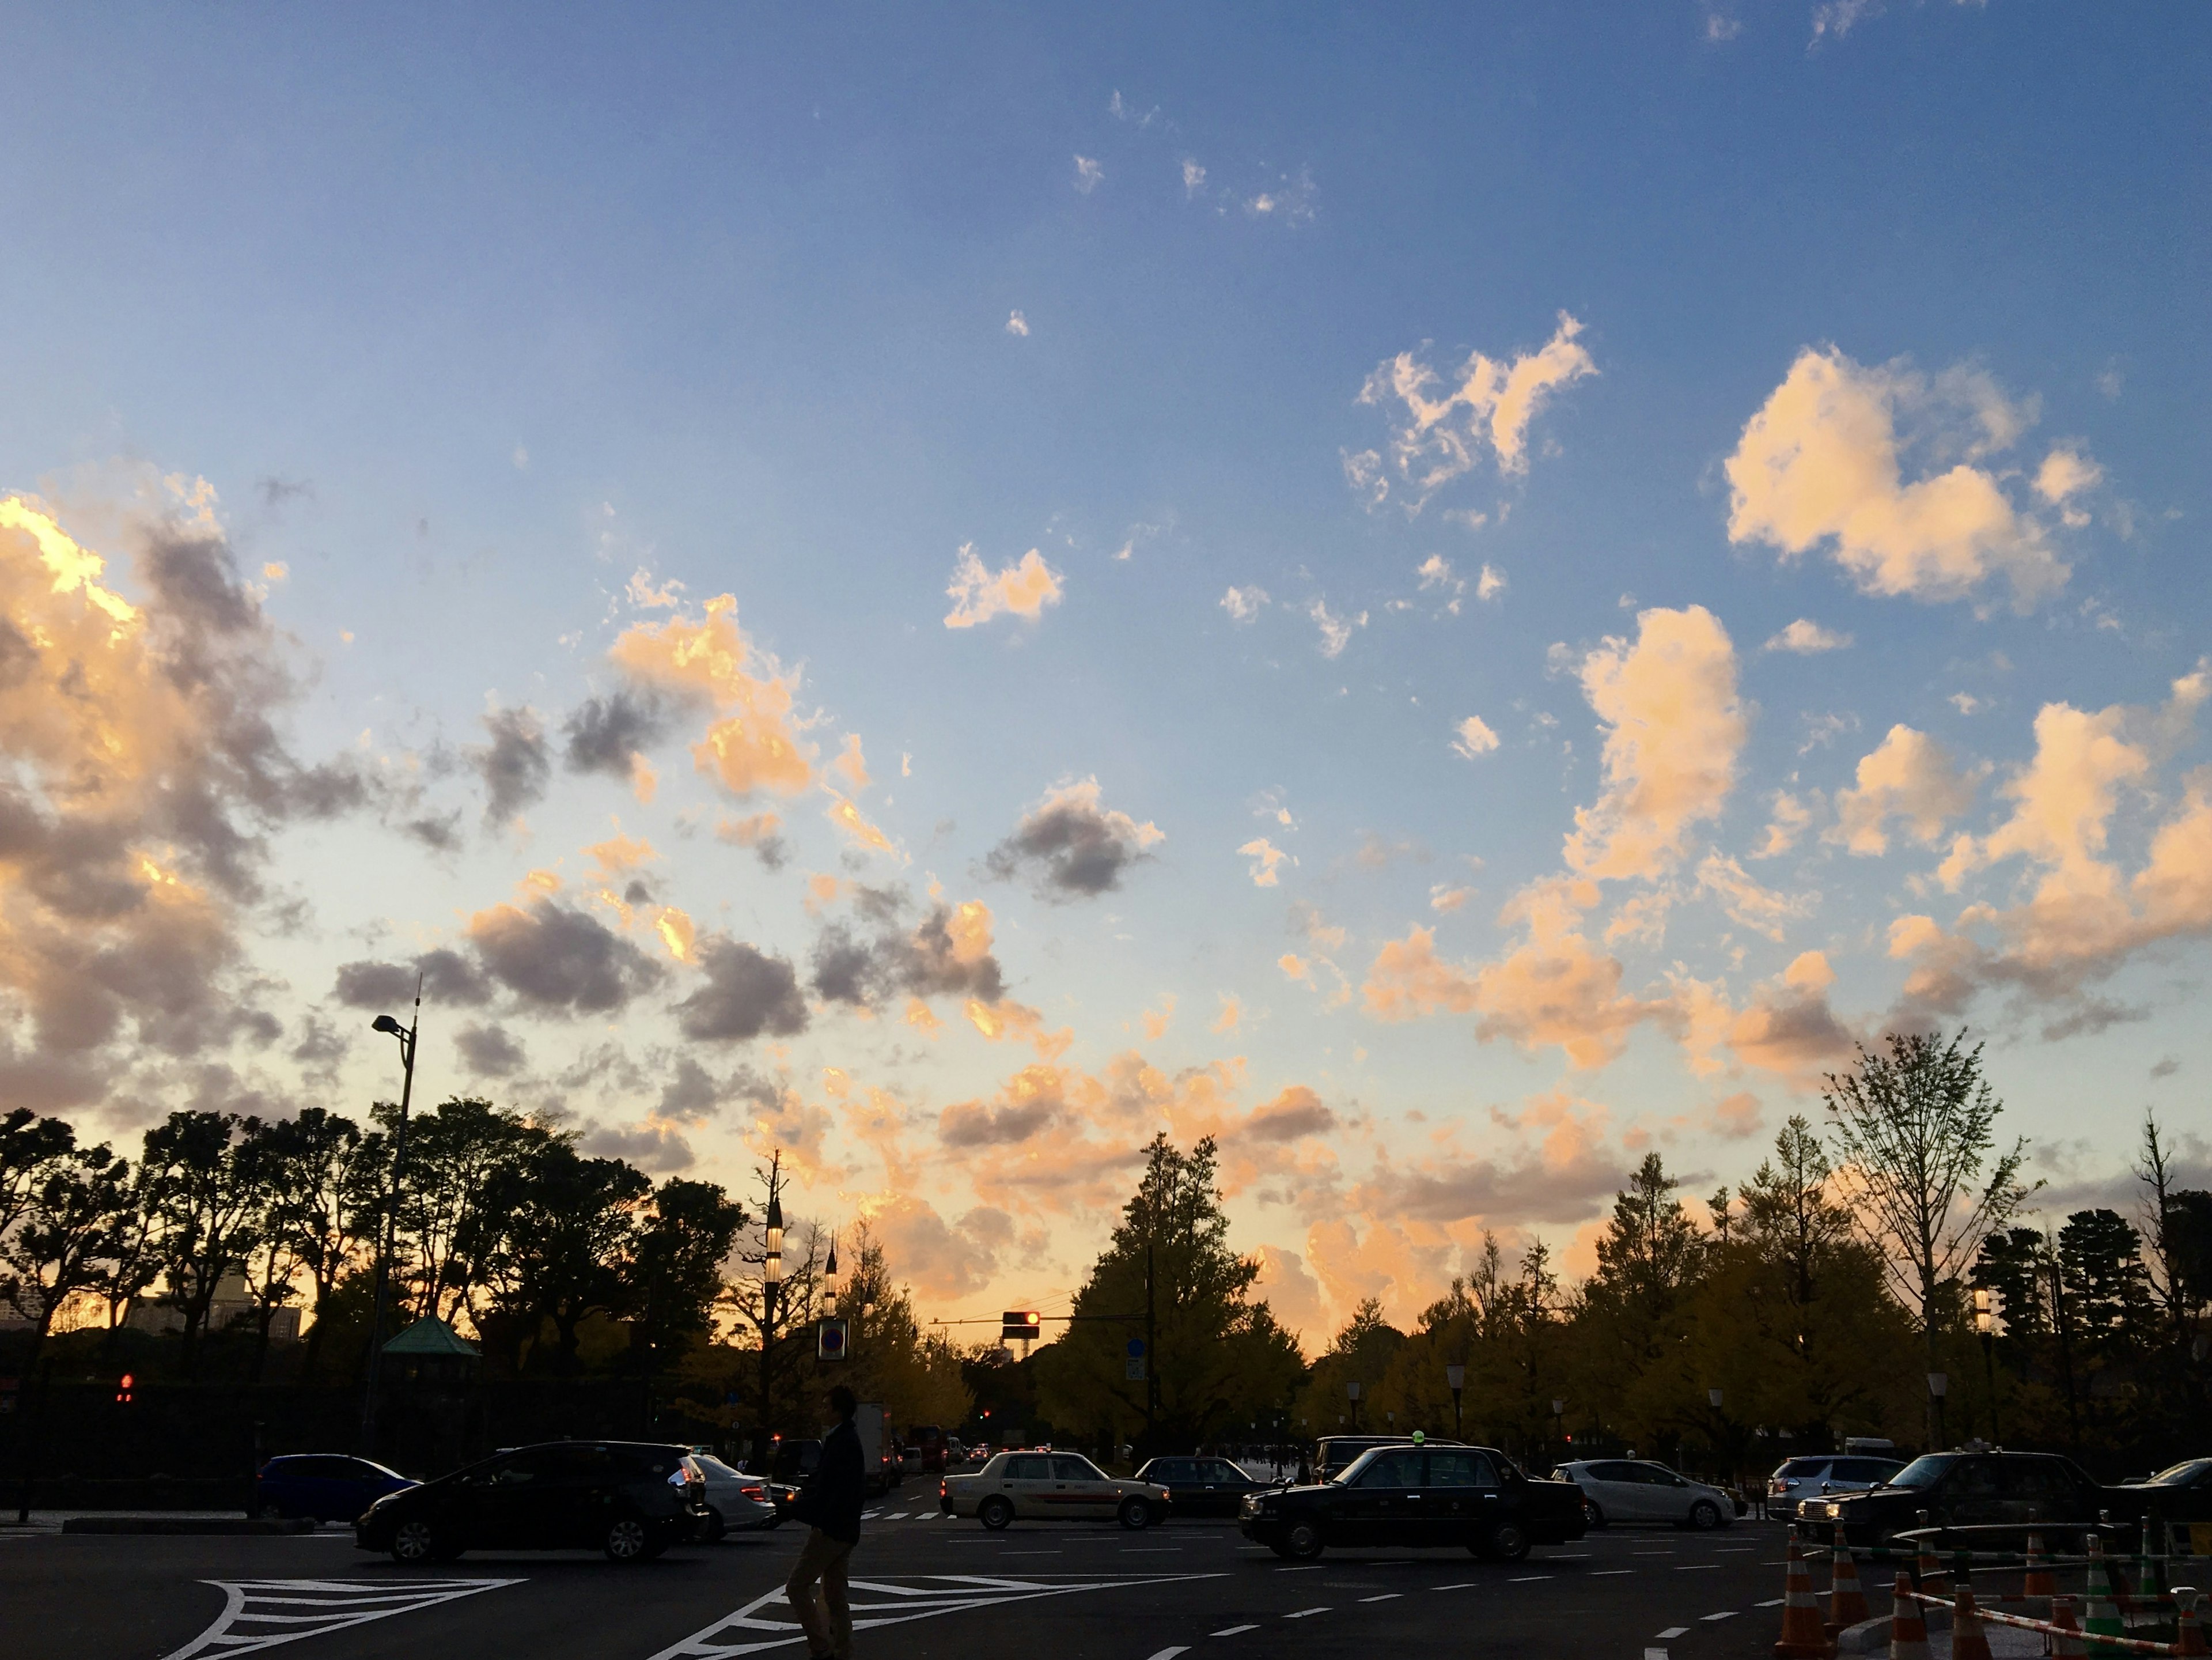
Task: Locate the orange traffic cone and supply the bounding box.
[2025,1531,2058,1598]
[1887,1570,1931,1660]
[1950,1582,1994,1660]
[1774,1534,1834,1659]
[1828,1523,1870,1634]
[1916,1533,1946,1595]
[2050,1595,2088,1660]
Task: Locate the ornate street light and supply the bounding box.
[359,982,421,1455]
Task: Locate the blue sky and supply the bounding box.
[2,3,2207,1344]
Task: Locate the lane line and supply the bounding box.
[1656,1627,1690,1639]
[1211,1625,1259,1636]
[1144,1650,1189,1660]
[1591,1570,1634,1576]
[1644,1650,1670,1660]
[1431,1582,1479,1590]
[1283,1606,1331,1619]
[1673,1563,1719,1570]
[1701,1610,1738,1621]
[1359,1593,1402,1602]
[1755,1597,1785,1607]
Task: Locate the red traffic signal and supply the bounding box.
[115,1372,134,1405]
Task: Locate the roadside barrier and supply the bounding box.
[1950,1581,1994,1660]
[1893,1587,2212,1658]
[1915,1532,1945,1596]
[1774,1534,1836,1659]
[2089,1535,2130,1655]
[1828,1524,1870,1634]
[1888,1570,1932,1660]
[2026,1533,2058,1597]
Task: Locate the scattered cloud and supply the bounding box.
[1476,564,1507,603]
[944,543,1063,629]
[987,778,1165,900]
[1074,155,1103,193]
[1450,716,1501,759]
[454,1022,527,1077]
[1416,554,1467,612]
[1238,838,1292,887]
[1005,310,1030,338]
[474,705,551,827]
[1763,619,1853,655]
[1828,724,1975,855]
[1181,158,1206,198]
[1221,585,1270,622]
[608,595,812,798]
[716,811,789,871]
[1306,598,1366,658]
[675,934,809,1042]
[467,895,667,1012]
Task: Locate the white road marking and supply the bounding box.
[1509,1575,1552,1583]
[161,1578,521,1660]
[1656,1627,1689,1639]
[1755,1597,1785,1607]
[1359,1593,1402,1602]
[1274,1564,1323,1572]
[1644,1650,1669,1660]
[1591,1570,1634,1576]
[1431,1582,1479,1590]
[1283,1606,1330,1619]
[1143,1650,1188,1660]
[1211,1625,1259,1636]
[645,1573,1228,1659]
[1701,1610,1738,1621]
[1674,1563,1720,1570]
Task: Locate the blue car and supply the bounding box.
[256,1454,416,1522]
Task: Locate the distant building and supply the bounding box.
[122,1272,301,1343]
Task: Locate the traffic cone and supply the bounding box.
[2025,1530,2058,1598]
[2139,1521,2169,1602]
[1915,1533,1946,1595]
[1950,1581,1994,1660]
[2175,1587,2208,1658]
[1827,1523,1870,1634]
[2050,1596,2088,1660]
[1773,1534,1835,1659]
[1887,1570,1931,1660]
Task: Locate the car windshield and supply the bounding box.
[1884,1455,1960,1490]
[2149,1459,2212,1487]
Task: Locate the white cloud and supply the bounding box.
[1755,790,1815,859]
[1244,167,1317,225]
[1182,158,1206,198]
[1356,313,1597,509]
[2036,448,2103,527]
[1306,599,1367,658]
[1416,554,1466,612]
[1725,347,2069,608]
[1074,156,1103,194]
[1429,884,1472,913]
[944,543,1063,629]
[1476,563,1507,603]
[1695,852,1817,942]
[1220,585,1270,622]
[1762,618,1852,654]
[1237,837,1292,887]
[1450,716,1501,759]
[1830,724,1975,856]
[1005,311,1030,338]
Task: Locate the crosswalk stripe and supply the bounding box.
[162,1578,521,1660]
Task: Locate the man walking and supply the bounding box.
[786,1384,865,1660]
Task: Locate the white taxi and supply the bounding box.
[940,1450,1171,1531]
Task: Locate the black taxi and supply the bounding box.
[1239,1441,1586,1561]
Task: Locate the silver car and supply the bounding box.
[694,1454,781,1540]
[1767,1454,1903,1512]
[1552,1459,1734,1530]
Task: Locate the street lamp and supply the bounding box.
[756,1150,786,1453]
[359,984,421,1456]
[1974,1289,2000,1442]
[1347,1379,1361,1432]
[822,1232,839,1317]
[1551,1397,1566,1451]
[1927,1371,1948,1451]
[1445,1364,1466,1439]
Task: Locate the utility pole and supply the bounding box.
[1143,1238,1157,1449]
[359,978,421,1457]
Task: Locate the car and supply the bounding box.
[2116,1458,2212,1529]
[1135,1455,1271,1519]
[909,1424,949,1474]
[1240,1443,1585,1562]
[766,1438,824,1518]
[353,1440,710,1564]
[940,1450,1172,1530]
[255,1454,415,1523]
[896,1443,922,1477]
[1313,1435,1467,1482]
[1793,1450,2114,1548]
[1552,1459,1736,1530]
[692,1453,782,1540]
[1767,1454,1905,1509]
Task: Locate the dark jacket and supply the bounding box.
[793,1416,866,1545]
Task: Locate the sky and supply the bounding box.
[2,3,2207,1350]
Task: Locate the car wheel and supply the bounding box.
[979,1496,1014,1531]
[389,1519,440,1564]
[704,1509,728,1542]
[1582,1500,1606,1530]
[1118,1498,1154,1532]
[1283,1521,1325,1561]
[1483,1521,1532,1562]
[603,1517,652,1562]
[1688,1500,1722,1531]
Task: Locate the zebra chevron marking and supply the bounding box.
[646,1572,1228,1659]
[163,1576,522,1659]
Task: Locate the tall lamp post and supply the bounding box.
[1974,1288,2001,1443]
[358,984,421,1456]
[1927,1371,1948,1452]
[759,1152,785,1446]
[1347,1379,1361,1432]
[1551,1397,1566,1457]
[1445,1364,1465,1440]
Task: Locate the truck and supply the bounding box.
[855,1402,897,1493]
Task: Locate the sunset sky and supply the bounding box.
[3,5,2206,1348]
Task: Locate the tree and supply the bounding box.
[719,1151,827,1441]
[1825,1030,2029,1434]
[834,1226,974,1432]
[249,1109,374,1375]
[2,1136,128,1374]
[1036,1136,1304,1458]
[1571,1152,1710,1453]
[139,1111,265,1375]
[0,1110,75,1248]
[386,1098,551,1328]
[628,1178,747,1375]
[483,1143,650,1372]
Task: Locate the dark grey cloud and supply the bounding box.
[406,810,464,853]
[563,689,671,777]
[653,1055,778,1124]
[1243,1086,1337,1143]
[289,1013,353,1082]
[2151,1056,2181,1080]
[256,477,315,508]
[474,706,551,826]
[676,936,808,1042]
[809,897,1006,1009]
[331,947,494,1010]
[940,1092,1059,1148]
[986,786,1160,900]
[471,899,666,1013]
[454,1022,528,1077]
[581,1120,695,1173]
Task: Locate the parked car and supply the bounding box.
[1240,1443,1585,1562]
[1552,1459,1736,1530]
[256,1454,414,1523]
[940,1451,1171,1530]
[1767,1454,1905,1510]
[1794,1450,2113,1547]
[1313,1435,1465,1482]
[2116,1458,2212,1528]
[692,1454,781,1540]
[353,1440,709,1564]
[1135,1455,1270,1519]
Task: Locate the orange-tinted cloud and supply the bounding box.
[944,543,1063,628]
[1830,725,1975,856]
[608,593,813,797]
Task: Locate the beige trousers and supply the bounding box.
[785,1525,855,1659]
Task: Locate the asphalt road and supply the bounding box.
[0,1504,1805,1660]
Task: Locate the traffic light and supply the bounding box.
[115,1372,134,1405]
[1001,1310,1041,1342]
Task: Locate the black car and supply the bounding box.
[1313,1434,1467,1482]
[767,1438,823,1519]
[1793,1450,2115,1547]
[255,1454,415,1522]
[1240,1443,1586,1561]
[354,1440,709,1564]
[2115,1459,2212,1530]
[1135,1455,1270,1518]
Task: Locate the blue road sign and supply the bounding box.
[1126,1337,1145,1357]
